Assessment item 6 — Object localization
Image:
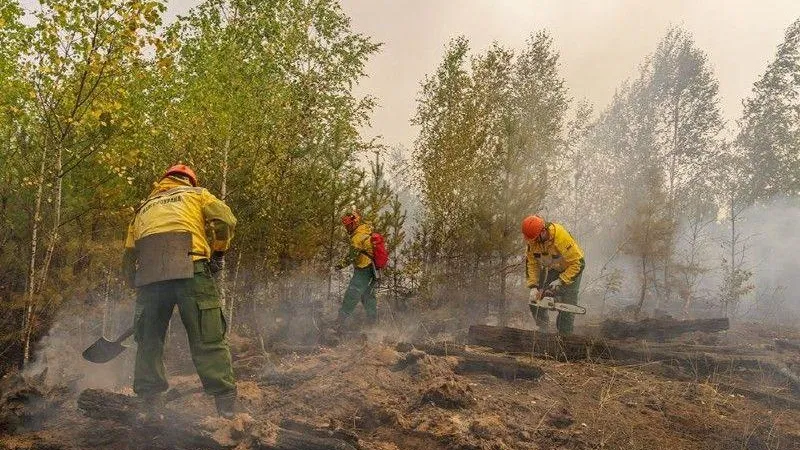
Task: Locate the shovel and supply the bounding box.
[82,326,135,363]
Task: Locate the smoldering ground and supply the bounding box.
[19,266,435,395]
[20,191,800,397]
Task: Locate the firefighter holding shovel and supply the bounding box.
[522,215,585,335]
[120,164,237,418]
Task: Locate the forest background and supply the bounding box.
[1,0,798,375]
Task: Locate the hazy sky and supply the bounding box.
[161,1,800,146]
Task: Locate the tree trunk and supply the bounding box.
[228,251,242,330]
[726,196,736,318]
[102,270,111,336]
[662,96,681,307]
[498,251,507,326]
[636,253,648,318]
[38,145,63,296]
[21,144,49,367]
[218,133,231,309]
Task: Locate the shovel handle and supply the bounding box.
[115,326,135,344]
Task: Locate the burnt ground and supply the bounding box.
[2,321,800,450]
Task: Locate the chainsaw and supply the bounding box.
[529,295,586,314]
[529,267,586,315]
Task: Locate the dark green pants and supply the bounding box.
[133,267,235,396]
[532,268,582,335]
[338,267,377,323]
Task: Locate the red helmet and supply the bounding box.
[521,215,546,240]
[341,211,361,231]
[163,164,197,186]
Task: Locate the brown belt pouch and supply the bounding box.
[134,231,194,287]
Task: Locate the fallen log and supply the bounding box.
[467,325,798,386]
[600,317,729,341]
[468,325,614,360]
[469,324,800,410]
[77,389,356,450]
[396,341,544,381]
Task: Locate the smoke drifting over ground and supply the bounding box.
[23,308,136,393]
[723,197,800,318]
[572,196,800,325]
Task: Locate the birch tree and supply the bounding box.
[19,0,164,366]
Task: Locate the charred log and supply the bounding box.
[467,325,797,385]
[468,325,614,360]
[600,317,729,341]
[76,389,357,450]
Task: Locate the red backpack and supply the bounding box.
[369,232,389,269]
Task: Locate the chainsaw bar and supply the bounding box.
[530,297,587,314]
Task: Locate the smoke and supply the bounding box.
[573,196,800,324]
[22,196,797,391]
[23,303,136,393]
[712,196,800,321]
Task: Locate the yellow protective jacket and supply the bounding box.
[124,177,237,260]
[525,222,584,288]
[349,223,374,269]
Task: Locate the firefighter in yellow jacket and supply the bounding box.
[122,164,237,418]
[521,215,585,335]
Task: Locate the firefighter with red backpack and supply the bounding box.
[335,211,388,328]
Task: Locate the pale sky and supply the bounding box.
[51,0,800,147]
[333,1,800,147]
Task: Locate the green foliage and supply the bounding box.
[411,33,569,313]
[0,0,392,369]
[738,19,800,202]
[1,1,798,370]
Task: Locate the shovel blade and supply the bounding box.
[82,337,127,363]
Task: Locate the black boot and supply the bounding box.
[214,391,236,419]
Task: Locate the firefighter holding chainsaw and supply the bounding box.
[122,164,237,418]
[335,211,380,329]
[522,215,585,335]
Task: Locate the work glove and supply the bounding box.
[209,251,225,275]
[544,278,563,297]
[528,287,541,303]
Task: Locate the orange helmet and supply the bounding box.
[341,211,361,231]
[521,215,545,240]
[163,164,197,186]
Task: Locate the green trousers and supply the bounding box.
[338,267,377,323]
[531,268,583,335]
[133,266,235,397]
